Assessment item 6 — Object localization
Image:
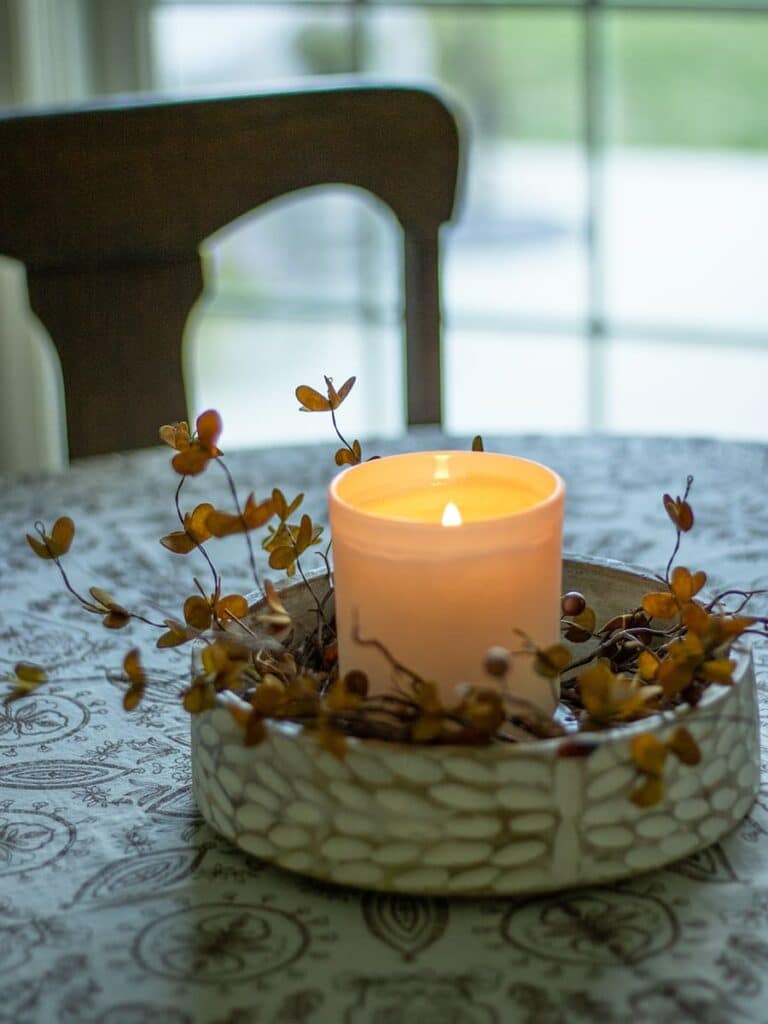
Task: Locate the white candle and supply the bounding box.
[328,451,565,711]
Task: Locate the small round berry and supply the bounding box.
[484,646,511,678]
[561,591,586,617]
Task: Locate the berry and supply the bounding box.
[561,591,586,616]
[484,646,511,678]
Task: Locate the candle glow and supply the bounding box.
[441,501,462,527]
[328,451,565,711]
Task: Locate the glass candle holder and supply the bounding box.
[328,451,565,711]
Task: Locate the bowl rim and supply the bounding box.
[199,552,753,760]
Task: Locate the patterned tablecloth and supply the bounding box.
[1,430,767,1024]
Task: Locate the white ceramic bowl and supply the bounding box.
[190,556,759,895]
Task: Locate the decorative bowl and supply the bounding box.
[190,555,759,895]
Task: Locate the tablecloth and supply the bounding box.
[1,430,767,1023]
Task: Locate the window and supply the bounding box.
[7,0,768,446]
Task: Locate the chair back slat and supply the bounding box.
[0,83,460,457]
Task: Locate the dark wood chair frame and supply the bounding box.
[0,82,460,459]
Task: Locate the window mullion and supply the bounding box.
[584,0,607,430]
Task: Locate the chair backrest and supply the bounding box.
[0,82,460,459]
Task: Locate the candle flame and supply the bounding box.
[441,501,462,527]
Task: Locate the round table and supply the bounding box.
[1,431,767,1023]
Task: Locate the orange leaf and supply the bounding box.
[268,546,295,571]
[186,503,215,542]
[103,610,131,629]
[160,531,196,554]
[335,447,357,466]
[284,493,303,518]
[657,657,695,696]
[201,642,231,676]
[3,662,48,702]
[26,533,53,559]
[578,660,655,723]
[196,409,222,451]
[332,375,356,407]
[719,615,755,639]
[257,581,291,630]
[325,377,340,407]
[50,517,75,556]
[206,492,276,537]
[215,594,249,622]
[630,733,668,776]
[670,566,706,603]
[667,727,701,765]
[123,685,144,711]
[663,493,694,532]
[264,578,289,615]
[700,658,736,685]
[89,586,118,609]
[14,662,48,684]
[296,385,332,412]
[26,517,75,560]
[251,676,287,715]
[295,514,313,554]
[159,421,190,451]
[172,447,211,477]
[244,713,267,746]
[681,602,709,635]
[637,650,660,682]
[600,612,636,634]
[272,489,288,519]
[206,508,245,538]
[244,494,276,530]
[533,644,571,679]
[183,683,216,714]
[642,592,679,619]
[184,596,212,630]
[630,775,665,808]
[564,607,597,643]
[228,702,251,729]
[157,620,192,648]
[123,648,145,686]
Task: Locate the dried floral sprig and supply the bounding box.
[12,374,768,811]
[1,662,48,703]
[630,727,701,807]
[297,375,363,467]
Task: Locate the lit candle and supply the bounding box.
[328,451,565,711]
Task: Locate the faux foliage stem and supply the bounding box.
[217,458,263,597]
[174,477,219,594]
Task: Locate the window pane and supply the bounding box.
[152,4,356,90]
[364,7,588,325]
[603,12,768,333]
[151,4,405,443]
[149,3,590,441]
[202,189,399,315]
[188,315,403,447]
[604,338,768,441]
[444,330,589,434]
[190,190,402,446]
[606,1,768,10]
[151,5,397,314]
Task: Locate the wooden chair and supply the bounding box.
[0,83,460,459]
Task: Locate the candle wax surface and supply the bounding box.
[361,476,544,524]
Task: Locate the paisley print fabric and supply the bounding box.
[1,433,766,1023]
